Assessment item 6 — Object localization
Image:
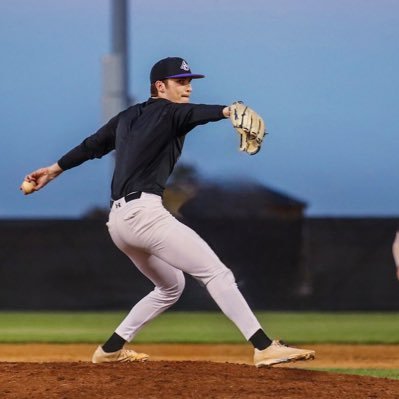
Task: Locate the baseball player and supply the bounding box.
[21,57,315,367]
[392,231,399,280]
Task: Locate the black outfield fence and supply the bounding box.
[0,217,398,311]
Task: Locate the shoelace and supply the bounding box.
[121,349,137,356]
[119,349,139,362]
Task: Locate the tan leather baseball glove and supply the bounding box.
[229,101,267,155]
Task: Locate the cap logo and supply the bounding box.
[180,60,190,71]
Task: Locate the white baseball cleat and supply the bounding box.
[92,345,149,363]
[254,340,315,368]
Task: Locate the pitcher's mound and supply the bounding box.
[1,361,399,399]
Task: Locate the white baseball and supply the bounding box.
[21,180,36,195]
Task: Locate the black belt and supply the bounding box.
[110,191,142,208]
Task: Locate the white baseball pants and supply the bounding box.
[107,192,261,342]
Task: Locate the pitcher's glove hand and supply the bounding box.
[229,101,267,155]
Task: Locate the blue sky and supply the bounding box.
[1,0,398,218]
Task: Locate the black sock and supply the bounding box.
[102,333,127,353]
[249,329,272,350]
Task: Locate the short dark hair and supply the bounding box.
[150,83,157,97]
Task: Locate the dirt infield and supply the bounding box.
[1,344,399,398]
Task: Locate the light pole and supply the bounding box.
[102,0,130,123]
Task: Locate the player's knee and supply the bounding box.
[174,273,186,299]
[220,268,236,285]
[159,274,185,304]
[206,267,236,287]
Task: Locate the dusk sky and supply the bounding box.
[1,0,398,218]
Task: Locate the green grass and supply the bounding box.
[314,368,399,380]
[0,311,398,344]
[257,312,399,344]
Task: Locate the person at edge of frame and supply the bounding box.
[392,230,399,280]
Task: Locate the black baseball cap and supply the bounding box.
[150,57,205,83]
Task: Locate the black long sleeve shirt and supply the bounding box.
[58,98,226,199]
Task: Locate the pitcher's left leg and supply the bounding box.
[149,210,262,340]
